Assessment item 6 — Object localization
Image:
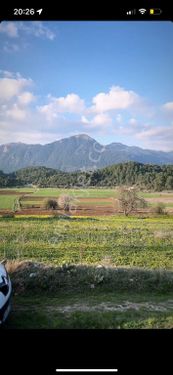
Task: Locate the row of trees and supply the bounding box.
[43,188,166,216]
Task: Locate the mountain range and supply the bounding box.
[1,134,173,173]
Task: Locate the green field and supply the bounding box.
[1,187,173,210]
[1,215,173,268]
[1,186,173,198]
[33,188,116,198]
[0,188,116,210]
[1,187,173,328]
[0,195,19,209]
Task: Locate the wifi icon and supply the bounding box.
[139,8,147,14]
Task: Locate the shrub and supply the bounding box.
[43,199,58,210]
[151,203,166,215]
[2,212,15,218]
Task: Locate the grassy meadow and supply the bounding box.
[1,215,173,268]
[1,187,173,328]
[1,187,173,210]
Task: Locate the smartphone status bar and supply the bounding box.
[0,5,172,21]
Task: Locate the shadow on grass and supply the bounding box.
[7,260,173,296]
[0,215,99,222]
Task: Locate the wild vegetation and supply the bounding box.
[117,187,147,216]
[43,199,59,210]
[0,161,173,191]
[1,215,173,268]
[0,163,173,328]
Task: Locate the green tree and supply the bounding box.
[43,199,58,210]
[154,174,165,191]
[165,176,173,190]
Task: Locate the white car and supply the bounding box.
[0,260,12,325]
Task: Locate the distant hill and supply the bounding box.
[1,134,173,173]
[1,162,173,191]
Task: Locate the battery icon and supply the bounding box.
[150,8,162,15]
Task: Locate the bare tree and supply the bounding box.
[58,194,74,212]
[13,196,22,212]
[118,187,147,216]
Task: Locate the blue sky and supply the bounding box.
[0,21,173,150]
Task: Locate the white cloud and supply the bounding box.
[81,113,112,127]
[136,126,173,151]
[0,72,172,151]
[81,115,89,124]
[56,94,85,113]
[0,72,34,125]
[116,114,122,123]
[0,21,55,41]
[18,91,35,105]
[19,21,55,41]
[136,126,172,139]
[0,22,18,37]
[163,102,173,111]
[92,113,112,125]
[0,75,33,102]
[91,86,139,113]
[0,22,55,54]
[129,118,137,125]
[3,42,20,53]
[0,70,14,78]
[6,104,27,120]
[39,94,85,121]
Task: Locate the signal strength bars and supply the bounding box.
[126,8,162,16]
[126,9,136,15]
[126,9,147,16]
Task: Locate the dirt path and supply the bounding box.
[0,190,32,195]
[13,300,173,313]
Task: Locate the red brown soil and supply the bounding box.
[146,198,173,203]
[0,207,114,216]
[1,196,173,216]
[1,206,166,217]
[0,190,33,195]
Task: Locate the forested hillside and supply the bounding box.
[0,162,173,191]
